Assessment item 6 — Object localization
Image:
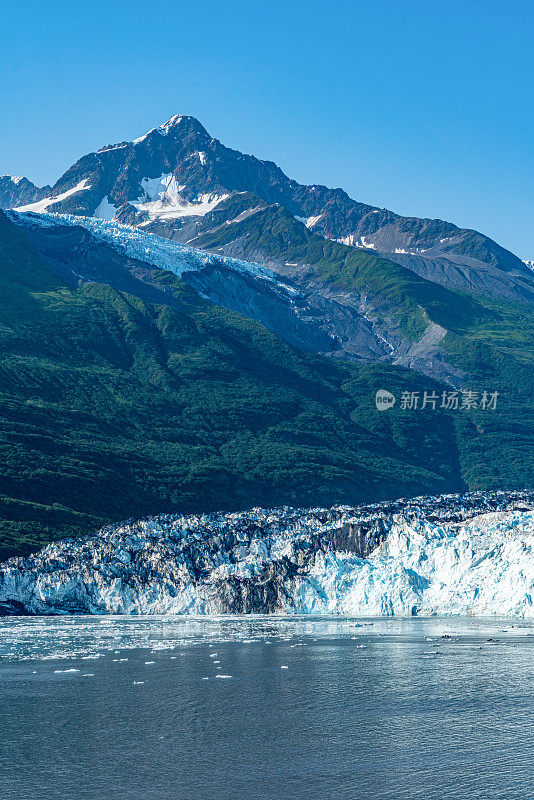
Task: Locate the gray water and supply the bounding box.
[0,616,533,800]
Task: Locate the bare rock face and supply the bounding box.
[0,176,50,209]
[1,491,532,617]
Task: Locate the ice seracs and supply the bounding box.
[293,509,534,617]
[0,491,532,617]
[10,210,294,289]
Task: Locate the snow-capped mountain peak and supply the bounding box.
[1,114,532,307]
[159,113,186,132]
[133,113,208,145]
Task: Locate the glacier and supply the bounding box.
[0,492,532,617]
[9,210,296,292]
[292,509,534,617]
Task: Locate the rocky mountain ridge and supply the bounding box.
[2,114,533,306]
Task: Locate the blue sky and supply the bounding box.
[2,0,533,257]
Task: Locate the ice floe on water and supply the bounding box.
[1,614,533,665]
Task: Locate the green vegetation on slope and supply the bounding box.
[195,203,534,493]
[441,298,534,491]
[193,205,493,338]
[0,212,532,560]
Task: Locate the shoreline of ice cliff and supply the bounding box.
[1,491,533,617]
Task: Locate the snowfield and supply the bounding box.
[131,172,229,221]
[1,492,532,617]
[14,179,92,213]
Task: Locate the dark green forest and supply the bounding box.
[0,212,532,560]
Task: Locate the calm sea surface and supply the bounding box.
[0,616,533,800]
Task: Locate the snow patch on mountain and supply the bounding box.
[133,114,186,145]
[132,173,228,221]
[15,179,92,213]
[93,196,117,221]
[294,214,323,229]
[336,235,378,250]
